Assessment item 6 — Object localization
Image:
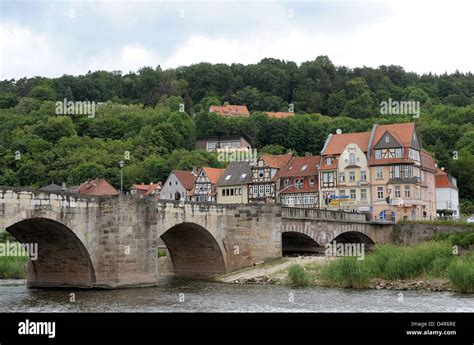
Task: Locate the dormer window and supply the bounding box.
[301,165,308,171]
[326,157,332,165]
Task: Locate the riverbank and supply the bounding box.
[216,237,474,293]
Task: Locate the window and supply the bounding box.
[308,194,315,205]
[416,186,420,199]
[339,190,346,198]
[169,181,172,186]
[323,172,334,183]
[377,187,384,199]
[175,181,178,185]
[376,167,383,179]
[230,189,234,196]
[403,166,410,178]
[395,186,401,198]
[394,166,400,178]
[265,184,271,195]
[361,189,367,200]
[349,171,355,181]
[375,150,382,159]
[295,179,303,189]
[385,136,390,143]
[252,185,258,194]
[339,172,345,182]
[301,165,308,171]
[297,195,302,205]
[222,189,225,196]
[258,170,264,178]
[395,148,402,158]
[349,153,356,165]
[225,175,231,181]
[304,195,309,204]
[404,186,411,198]
[350,189,356,200]
[284,179,289,187]
[259,185,264,195]
[309,178,315,188]
[207,142,217,151]
[326,157,332,165]
[240,173,247,179]
[361,171,367,181]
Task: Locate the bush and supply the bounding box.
[447,258,474,293]
[0,256,28,279]
[429,257,452,277]
[320,257,370,289]
[288,264,311,287]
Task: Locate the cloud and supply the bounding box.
[0,0,473,79]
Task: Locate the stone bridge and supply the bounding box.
[0,187,393,288]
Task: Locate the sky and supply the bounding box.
[0,0,473,80]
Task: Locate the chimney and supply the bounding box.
[192,166,197,175]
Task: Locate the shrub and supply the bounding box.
[288,264,311,287]
[447,258,474,293]
[320,257,370,289]
[0,256,28,279]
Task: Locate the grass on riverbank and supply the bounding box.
[432,230,474,249]
[289,240,474,293]
[0,256,27,279]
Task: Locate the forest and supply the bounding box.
[0,56,473,213]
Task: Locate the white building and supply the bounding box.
[435,168,460,219]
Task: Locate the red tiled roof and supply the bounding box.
[200,167,226,184]
[277,155,320,178]
[323,131,371,156]
[78,179,118,196]
[435,168,458,190]
[173,170,197,190]
[260,153,293,169]
[209,105,250,117]
[372,123,416,148]
[265,112,295,119]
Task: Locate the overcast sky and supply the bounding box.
[0,0,472,79]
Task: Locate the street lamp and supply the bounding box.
[119,160,125,194]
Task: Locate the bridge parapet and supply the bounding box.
[281,206,370,223]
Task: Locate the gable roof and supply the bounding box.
[200,167,226,184]
[173,170,196,190]
[322,131,371,156]
[277,155,320,178]
[265,112,295,119]
[260,152,293,169]
[209,105,250,117]
[372,122,417,148]
[77,179,118,196]
[217,161,254,186]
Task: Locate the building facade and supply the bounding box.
[435,168,460,219]
[193,167,225,203]
[160,170,196,201]
[277,155,320,208]
[248,153,292,204]
[216,161,253,204]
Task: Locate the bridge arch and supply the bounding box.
[6,218,96,288]
[330,231,375,246]
[281,231,322,256]
[160,222,226,277]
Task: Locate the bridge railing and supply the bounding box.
[281,207,370,222]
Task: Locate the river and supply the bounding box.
[0,277,473,312]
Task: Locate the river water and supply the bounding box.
[0,277,473,312]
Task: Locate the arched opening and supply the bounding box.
[282,232,323,256]
[331,231,375,247]
[6,218,96,288]
[160,222,226,277]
